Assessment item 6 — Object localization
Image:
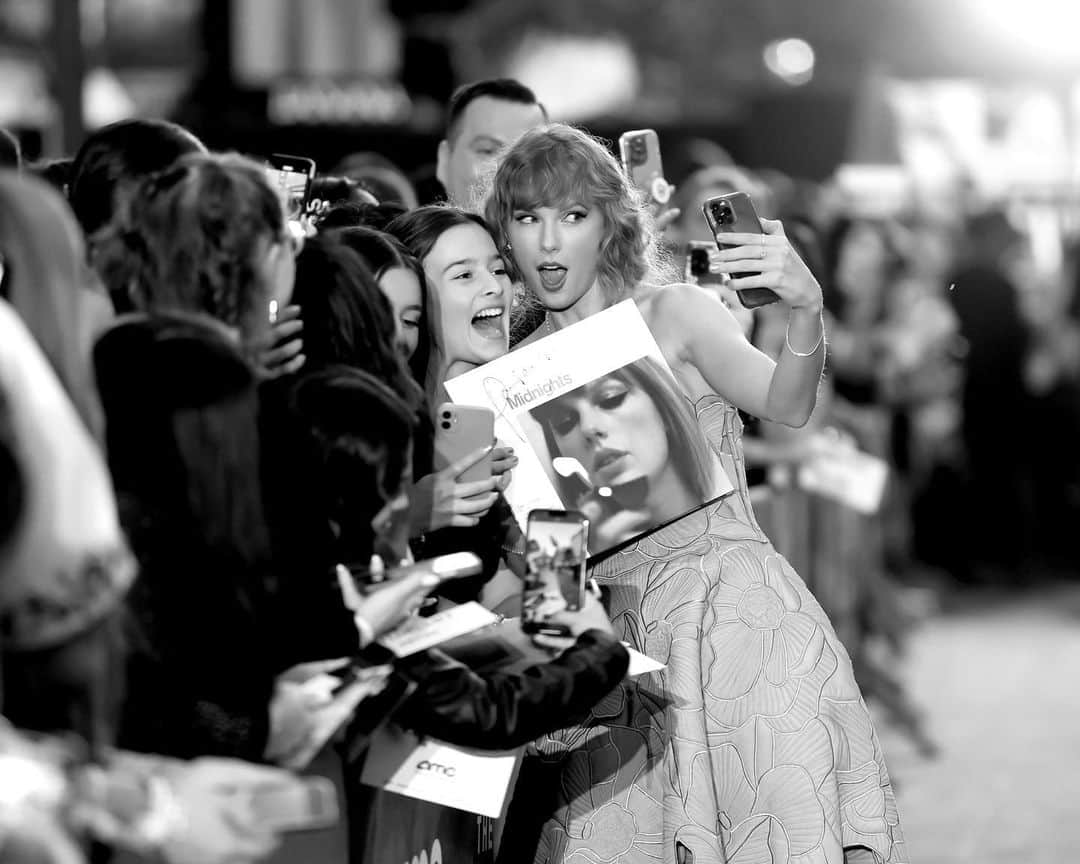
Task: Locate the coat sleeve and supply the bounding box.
[390,630,629,750]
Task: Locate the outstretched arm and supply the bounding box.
[659,218,825,427]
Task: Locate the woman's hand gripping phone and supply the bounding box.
[527,585,616,653]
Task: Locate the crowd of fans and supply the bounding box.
[0,74,1075,864]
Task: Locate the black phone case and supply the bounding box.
[702,193,780,309]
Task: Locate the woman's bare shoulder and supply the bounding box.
[634,281,719,327]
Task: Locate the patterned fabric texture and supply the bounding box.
[527,396,908,864]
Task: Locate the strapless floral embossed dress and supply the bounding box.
[524,396,908,864]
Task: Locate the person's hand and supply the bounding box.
[530,591,615,651]
[336,564,440,639]
[491,441,519,492]
[579,498,651,551]
[156,757,295,864]
[711,218,823,313]
[256,304,305,378]
[409,445,499,531]
[266,659,390,770]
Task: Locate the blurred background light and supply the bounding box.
[967,0,1080,64]
[763,37,815,86]
[507,31,639,121]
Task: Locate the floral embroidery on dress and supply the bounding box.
[520,398,907,864]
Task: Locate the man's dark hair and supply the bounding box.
[0,128,21,170]
[445,78,547,143]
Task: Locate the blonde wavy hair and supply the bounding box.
[484,124,672,310]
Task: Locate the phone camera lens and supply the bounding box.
[440,420,451,430]
[441,410,452,420]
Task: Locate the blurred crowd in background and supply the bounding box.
[3,1,1080,862]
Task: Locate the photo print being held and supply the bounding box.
[528,357,719,550]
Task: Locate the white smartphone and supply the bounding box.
[433,403,495,483]
[618,129,671,207]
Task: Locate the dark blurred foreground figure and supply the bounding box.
[0,300,324,864]
[947,209,1031,582]
[0,297,134,749]
[0,171,114,441]
[94,313,282,760]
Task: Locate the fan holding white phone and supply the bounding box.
[408,403,516,533]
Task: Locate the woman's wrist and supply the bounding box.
[789,299,824,318]
[785,307,825,357]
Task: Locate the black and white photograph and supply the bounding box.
[3,2,1080,862]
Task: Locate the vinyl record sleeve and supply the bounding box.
[445,301,734,557]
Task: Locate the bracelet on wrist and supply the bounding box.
[785,314,825,357]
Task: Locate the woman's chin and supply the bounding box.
[466,335,508,364]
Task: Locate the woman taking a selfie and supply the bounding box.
[488,124,906,864]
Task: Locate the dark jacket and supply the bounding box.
[395,629,629,750]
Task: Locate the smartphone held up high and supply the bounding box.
[265,153,316,219]
[702,192,780,309]
[618,129,672,209]
[522,508,588,636]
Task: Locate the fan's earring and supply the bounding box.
[504,241,513,253]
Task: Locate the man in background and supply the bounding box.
[435,78,547,208]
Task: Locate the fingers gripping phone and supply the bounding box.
[265,153,316,220]
[522,509,588,636]
[702,192,780,309]
[434,403,494,483]
[618,130,672,208]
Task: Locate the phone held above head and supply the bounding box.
[265,153,316,221]
[618,130,672,209]
[702,191,780,309]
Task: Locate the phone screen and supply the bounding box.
[265,164,311,219]
[524,510,588,619]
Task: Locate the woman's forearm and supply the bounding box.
[764,306,825,427]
